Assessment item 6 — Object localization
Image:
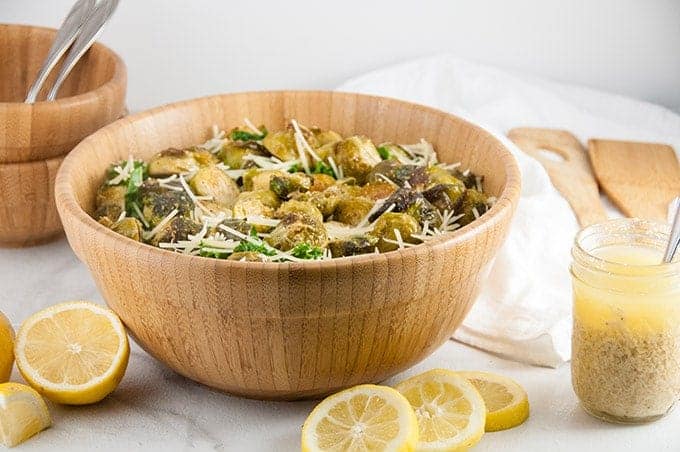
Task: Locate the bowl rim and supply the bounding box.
[0,23,126,109]
[55,90,521,268]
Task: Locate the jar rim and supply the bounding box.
[572,218,679,278]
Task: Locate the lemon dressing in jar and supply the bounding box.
[570,219,680,424]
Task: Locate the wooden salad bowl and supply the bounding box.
[55,91,521,400]
[0,24,126,247]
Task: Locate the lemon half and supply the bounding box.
[301,384,419,452]
[395,369,486,451]
[14,301,129,405]
[457,371,529,432]
[0,382,51,447]
[0,312,14,383]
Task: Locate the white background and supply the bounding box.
[3,0,680,112]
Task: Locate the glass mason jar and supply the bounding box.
[570,218,680,424]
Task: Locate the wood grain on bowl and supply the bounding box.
[55,91,521,400]
[0,24,127,163]
[0,155,64,247]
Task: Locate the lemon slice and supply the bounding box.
[0,382,51,447]
[15,301,130,405]
[395,369,486,451]
[0,312,14,383]
[301,384,419,452]
[457,371,529,432]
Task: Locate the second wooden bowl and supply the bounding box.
[56,91,521,400]
[0,23,127,163]
[0,154,64,247]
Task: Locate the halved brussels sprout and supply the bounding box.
[217,142,268,169]
[148,149,198,177]
[328,235,378,257]
[334,136,382,184]
[232,190,281,225]
[262,131,298,161]
[276,200,324,225]
[191,149,219,167]
[243,169,286,191]
[422,183,465,214]
[367,160,428,189]
[369,212,420,252]
[359,182,396,201]
[309,173,336,192]
[110,217,144,242]
[265,213,328,251]
[458,189,489,226]
[140,181,194,227]
[190,166,240,207]
[312,128,342,147]
[270,172,313,199]
[335,197,374,226]
[148,216,202,246]
[94,185,126,220]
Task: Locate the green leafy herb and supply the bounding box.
[377,146,391,160]
[229,127,268,142]
[287,163,301,173]
[123,162,149,224]
[233,229,276,256]
[311,161,335,178]
[290,243,324,260]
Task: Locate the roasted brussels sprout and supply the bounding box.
[312,128,342,147]
[148,149,198,177]
[140,181,194,227]
[309,173,336,192]
[243,169,286,191]
[368,188,420,223]
[94,185,126,220]
[405,197,442,228]
[232,190,281,224]
[275,200,324,225]
[110,217,144,242]
[189,166,240,207]
[262,131,298,161]
[315,142,338,162]
[217,141,268,169]
[328,235,378,257]
[334,136,382,184]
[191,149,219,167]
[148,216,202,246]
[427,166,466,189]
[458,189,489,226]
[291,190,340,219]
[422,183,465,214]
[369,212,420,252]
[270,172,313,199]
[367,160,428,189]
[228,251,268,262]
[265,213,328,251]
[452,169,480,189]
[359,182,396,201]
[335,197,374,226]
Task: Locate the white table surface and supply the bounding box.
[1,238,679,451]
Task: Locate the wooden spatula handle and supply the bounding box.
[508,128,607,227]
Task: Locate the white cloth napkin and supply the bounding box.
[338,55,680,367]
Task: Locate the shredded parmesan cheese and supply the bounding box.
[243,118,261,135]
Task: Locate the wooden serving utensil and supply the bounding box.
[508,127,607,226]
[588,139,680,221]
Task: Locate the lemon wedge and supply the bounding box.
[14,301,129,405]
[0,382,51,447]
[301,384,419,452]
[0,312,14,383]
[457,371,529,432]
[395,369,486,451]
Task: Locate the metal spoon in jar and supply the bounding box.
[663,198,680,263]
[46,0,120,101]
[25,0,96,103]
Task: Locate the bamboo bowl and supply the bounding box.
[55,91,521,400]
[0,24,127,163]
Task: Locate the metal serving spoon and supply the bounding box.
[46,0,120,101]
[25,0,96,103]
[663,198,680,263]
